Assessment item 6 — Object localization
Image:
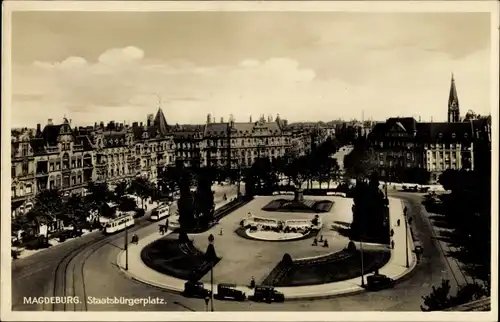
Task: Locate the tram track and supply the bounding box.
[50,219,154,311]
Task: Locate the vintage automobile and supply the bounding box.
[414,240,423,254]
[366,274,394,291]
[183,281,211,298]
[253,285,285,303]
[215,283,246,301]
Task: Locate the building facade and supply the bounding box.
[367,75,489,184]
[11,109,319,214]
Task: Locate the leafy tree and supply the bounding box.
[194,167,215,228]
[118,196,137,212]
[113,181,128,201]
[85,181,112,220]
[343,140,374,180]
[62,194,88,229]
[421,279,453,311]
[129,177,153,209]
[32,189,64,231]
[177,165,196,234]
[350,173,388,243]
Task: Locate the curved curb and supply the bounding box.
[116,243,419,301]
[116,198,419,301]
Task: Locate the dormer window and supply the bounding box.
[451,133,456,139]
[464,133,469,138]
[438,133,443,139]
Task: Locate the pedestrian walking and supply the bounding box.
[323,239,329,248]
[397,219,401,227]
[219,228,223,236]
[390,229,394,237]
[391,240,395,249]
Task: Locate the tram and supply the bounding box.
[150,204,170,221]
[104,212,135,234]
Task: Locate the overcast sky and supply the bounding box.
[10,11,492,127]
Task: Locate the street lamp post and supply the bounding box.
[404,206,409,268]
[125,220,129,271]
[208,234,215,312]
[360,237,365,287]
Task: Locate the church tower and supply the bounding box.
[448,73,460,122]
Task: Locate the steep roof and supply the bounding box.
[204,123,228,137]
[154,108,170,136]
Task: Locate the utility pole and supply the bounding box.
[360,237,365,287]
[404,206,409,268]
[125,219,129,270]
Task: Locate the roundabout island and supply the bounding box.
[120,191,417,300]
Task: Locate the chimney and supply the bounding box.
[250,115,253,122]
[94,122,98,129]
[47,118,53,125]
[207,114,212,124]
[220,117,224,123]
[132,122,139,128]
[140,122,143,127]
[36,123,41,134]
[69,119,72,124]
[100,121,104,129]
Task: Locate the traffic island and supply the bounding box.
[119,196,417,300]
[261,249,391,287]
[140,234,220,281]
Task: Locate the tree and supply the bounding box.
[32,189,64,231]
[113,181,128,201]
[62,194,88,229]
[343,139,374,180]
[118,196,137,212]
[177,164,196,234]
[194,167,215,228]
[85,181,112,220]
[129,177,153,209]
[421,279,452,311]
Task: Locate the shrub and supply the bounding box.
[347,241,357,252]
[25,236,50,250]
[282,253,293,265]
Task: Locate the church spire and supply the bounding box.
[448,73,460,122]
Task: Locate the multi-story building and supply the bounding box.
[11,108,316,214]
[367,75,487,184]
[11,118,94,216]
[201,114,294,171]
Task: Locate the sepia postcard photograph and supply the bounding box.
[1,1,498,321]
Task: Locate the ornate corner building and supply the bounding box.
[367,75,492,184]
[11,108,329,216]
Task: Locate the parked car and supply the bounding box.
[253,285,285,303]
[366,274,394,291]
[414,240,423,254]
[215,283,246,301]
[183,281,211,298]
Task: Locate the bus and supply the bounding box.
[150,204,170,221]
[104,212,135,234]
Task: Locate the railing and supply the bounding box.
[35,171,49,177]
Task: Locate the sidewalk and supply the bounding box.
[118,197,417,300]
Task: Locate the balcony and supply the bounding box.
[35,171,49,177]
[18,172,35,180]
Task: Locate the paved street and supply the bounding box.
[11,191,456,311]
